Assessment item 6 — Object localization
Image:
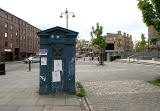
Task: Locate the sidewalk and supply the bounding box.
[0,67,82,111]
[117,58,160,65]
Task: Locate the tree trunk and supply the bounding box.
[100,47,103,65]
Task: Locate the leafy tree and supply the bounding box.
[137,0,160,34]
[137,0,160,50]
[90,23,106,65]
[135,34,148,52]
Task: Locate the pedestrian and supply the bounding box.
[98,56,99,61]
[84,57,85,62]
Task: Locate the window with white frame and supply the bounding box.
[5,32,8,37]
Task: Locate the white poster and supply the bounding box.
[52,71,61,82]
[41,57,47,65]
[54,60,62,71]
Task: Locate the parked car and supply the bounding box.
[76,55,82,58]
[23,55,40,63]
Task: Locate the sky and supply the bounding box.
[0,0,148,43]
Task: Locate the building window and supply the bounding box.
[4,22,8,28]
[16,31,18,36]
[16,39,18,45]
[5,42,8,47]
[11,33,13,39]
[23,29,26,34]
[10,43,13,48]
[24,44,26,49]
[16,18,18,24]
[24,36,26,41]
[10,24,13,30]
[4,14,8,19]
[5,32,8,37]
[21,36,23,41]
[30,33,32,37]
[11,16,13,21]
[20,20,22,25]
[20,29,23,34]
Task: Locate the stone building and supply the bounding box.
[104,31,133,51]
[76,39,93,55]
[148,26,160,50]
[0,8,40,61]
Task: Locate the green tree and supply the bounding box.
[137,0,160,33]
[137,0,160,47]
[90,23,106,65]
[135,34,148,52]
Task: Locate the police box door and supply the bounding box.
[51,44,65,93]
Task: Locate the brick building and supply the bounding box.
[148,26,160,50]
[104,31,133,51]
[0,8,40,61]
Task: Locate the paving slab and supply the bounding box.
[17,106,44,111]
[66,97,80,106]
[7,98,38,105]
[0,98,13,105]
[43,106,81,111]
[36,98,66,106]
[0,106,18,111]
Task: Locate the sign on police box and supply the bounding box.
[39,49,48,55]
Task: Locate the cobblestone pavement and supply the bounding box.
[76,60,160,111]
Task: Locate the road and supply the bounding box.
[76,60,160,111]
[5,62,39,72]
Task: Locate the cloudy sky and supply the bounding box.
[0,0,147,43]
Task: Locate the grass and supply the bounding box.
[148,76,160,86]
[76,81,85,97]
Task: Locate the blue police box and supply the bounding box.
[37,26,78,95]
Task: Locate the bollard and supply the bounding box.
[29,60,31,71]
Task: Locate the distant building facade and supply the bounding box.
[76,39,93,55]
[148,26,160,50]
[104,31,133,51]
[0,8,40,61]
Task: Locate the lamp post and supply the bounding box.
[60,8,75,29]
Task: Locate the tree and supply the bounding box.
[135,34,148,52]
[90,23,106,65]
[137,0,160,34]
[137,0,160,48]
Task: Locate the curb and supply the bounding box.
[76,78,95,111]
[5,61,22,64]
[115,60,160,66]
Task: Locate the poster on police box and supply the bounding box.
[54,60,62,71]
[52,71,61,82]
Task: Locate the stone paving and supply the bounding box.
[0,63,81,111]
[76,60,160,111]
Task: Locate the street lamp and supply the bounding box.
[60,8,75,29]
